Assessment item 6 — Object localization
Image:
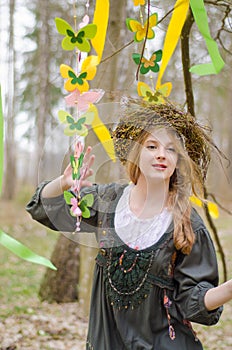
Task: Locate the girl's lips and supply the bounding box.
[153,164,167,169]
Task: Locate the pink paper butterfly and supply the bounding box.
[65,88,105,111]
[79,15,89,29]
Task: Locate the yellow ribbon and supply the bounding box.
[156,0,190,89]
[190,195,219,219]
[91,105,116,162]
[90,0,115,161]
[91,0,109,63]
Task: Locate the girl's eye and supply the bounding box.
[167,147,176,152]
[147,145,157,150]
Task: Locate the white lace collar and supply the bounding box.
[114,184,172,250]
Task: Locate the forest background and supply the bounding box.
[0,0,232,349]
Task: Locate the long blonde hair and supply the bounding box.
[126,127,203,255]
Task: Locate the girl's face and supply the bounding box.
[138,128,178,184]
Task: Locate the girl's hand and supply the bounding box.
[42,143,95,198]
[79,145,95,187]
[61,145,95,191]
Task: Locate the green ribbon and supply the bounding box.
[190,0,225,75]
[0,85,56,270]
[0,86,3,195]
[0,230,57,270]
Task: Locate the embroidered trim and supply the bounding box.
[163,289,176,340]
[183,319,199,342]
[105,246,154,309]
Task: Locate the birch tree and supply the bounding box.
[2,0,16,200]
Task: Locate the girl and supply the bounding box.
[26,99,232,350]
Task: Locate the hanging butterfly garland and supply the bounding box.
[126,0,172,103]
[55,0,114,231]
[129,0,225,102]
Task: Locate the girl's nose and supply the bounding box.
[156,146,166,159]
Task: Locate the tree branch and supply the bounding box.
[181,10,195,116]
[208,193,232,216]
[204,187,228,282]
[180,8,228,282]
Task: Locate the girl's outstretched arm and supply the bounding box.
[204,279,232,311]
[42,145,95,198]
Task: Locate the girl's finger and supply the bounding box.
[83,146,92,162]
[87,154,95,169]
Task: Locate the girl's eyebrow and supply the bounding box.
[145,138,174,146]
[145,138,160,143]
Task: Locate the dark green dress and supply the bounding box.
[26,182,223,350]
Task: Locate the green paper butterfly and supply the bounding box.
[145,91,160,103]
[79,193,94,218]
[58,109,94,137]
[64,191,94,219]
[55,17,97,52]
[70,153,84,180]
[132,50,162,74]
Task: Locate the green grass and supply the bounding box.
[0,200,59,318]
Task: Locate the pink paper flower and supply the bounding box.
[70,197,82,217]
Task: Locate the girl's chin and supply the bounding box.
[145,175,170,184]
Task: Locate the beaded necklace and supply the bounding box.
[105,245,155,309]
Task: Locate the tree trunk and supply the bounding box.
[181,10,195,116]
[35,1,50,183]
[2,0,17,200]
[39,235,80,303]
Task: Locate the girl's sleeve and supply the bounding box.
[173,226,223,326]
[26,181,98,233]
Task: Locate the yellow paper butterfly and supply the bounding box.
[126,13,158,42]
[60,56,98,93]
[133,0,146,6]
[58,108,94,137]
[137,81,172,104]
